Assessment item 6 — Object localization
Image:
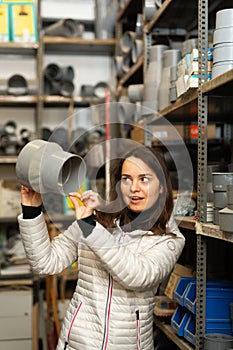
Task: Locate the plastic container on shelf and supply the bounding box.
[184,281,233,317]
[184,313,233,346]
[215,8,233,29]
[204,333,233,350]
[171,306,190,336]
[173,277,196,306]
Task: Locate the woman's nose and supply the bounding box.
[130,179,139,192]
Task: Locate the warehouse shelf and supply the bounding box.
[136,69,233,125]
[0,95,38,106]
[43,37,116,55]
[175,216,196,231]
[0,95,105,108]
[43,95,105,107]
[154,316,194,350]
[196,221,233,244]
[115,55,144,97]
[0,42,39,55]
[203,68,233,96]
[0,156,17,164]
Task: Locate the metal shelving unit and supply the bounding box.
[122,0,233,349]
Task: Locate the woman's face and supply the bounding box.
[120,156,163,212]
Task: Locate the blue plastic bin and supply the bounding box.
[184,282,233,318]
[171,306,190,336]
[184,314,196,345]
[173,277,195,306]
[184,314,233,346]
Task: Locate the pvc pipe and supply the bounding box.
[94,82,109,98]
[7,74,28,95]
[80,84,95,97]
[44,63,63,81]
[60,80,75,97]
[16,139,86,196]
[44,19,82,38]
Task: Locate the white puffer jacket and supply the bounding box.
[18,213,185,350]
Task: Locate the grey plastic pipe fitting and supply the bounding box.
[16,139,86,196]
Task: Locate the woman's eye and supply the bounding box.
[121,177,131,182]
[141,177,149,182]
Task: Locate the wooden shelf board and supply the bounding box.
[0,277,33,285]
[196,221,233,243]
[175,216,196,231]
[43,95,104,107]
[43,37,116,54]
[203,68,233,96]
[0,95,37,106]
[137,87,233,125]
[0,42,39,55]
[154,316,194,350]
[137,89,198,125]
[0,156,18,164]
[0,95,105,107]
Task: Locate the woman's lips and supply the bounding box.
[129,196,143,203]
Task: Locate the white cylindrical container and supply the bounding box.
[215,8,233,29]
[158,49,181,110]
[143,44,168,112]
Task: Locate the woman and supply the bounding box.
[18,146,185,350]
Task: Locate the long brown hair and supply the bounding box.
[95,146,173,235]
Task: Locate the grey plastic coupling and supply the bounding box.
[16,139,86,196]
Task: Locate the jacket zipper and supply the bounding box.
[65,301,83,348]
[136,310,141,350]
[101,274,113,350]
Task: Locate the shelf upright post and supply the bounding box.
[196,0,208,348]
[143,31,152,147]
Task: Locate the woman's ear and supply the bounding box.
[159,185,163,194]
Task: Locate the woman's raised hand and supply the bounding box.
[21,186,42,207]
[69,190,102,220]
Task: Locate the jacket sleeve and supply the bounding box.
[83,219,185,292]
[18,213,83,275]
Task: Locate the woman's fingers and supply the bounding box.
[21,186,42,206]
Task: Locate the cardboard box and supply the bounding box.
[188,60,213,76]
[0,4,10,42]
[189,124,216,139]
[131,124,185,144]
[165,263,195,300]
[130,125,144,144]
[0,180,22,218]
[10,3,37,42]
[152,124,185,143]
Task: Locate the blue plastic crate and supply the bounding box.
[184,282,196,314]
[184,314,196,345]
[184,280,233,316]
[206,318,233,335]
[184,314,233,346]
[173,277,195,306]
[171,306,190,336]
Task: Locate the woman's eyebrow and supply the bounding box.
[138,173,153,176]
[121,173,154,177]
